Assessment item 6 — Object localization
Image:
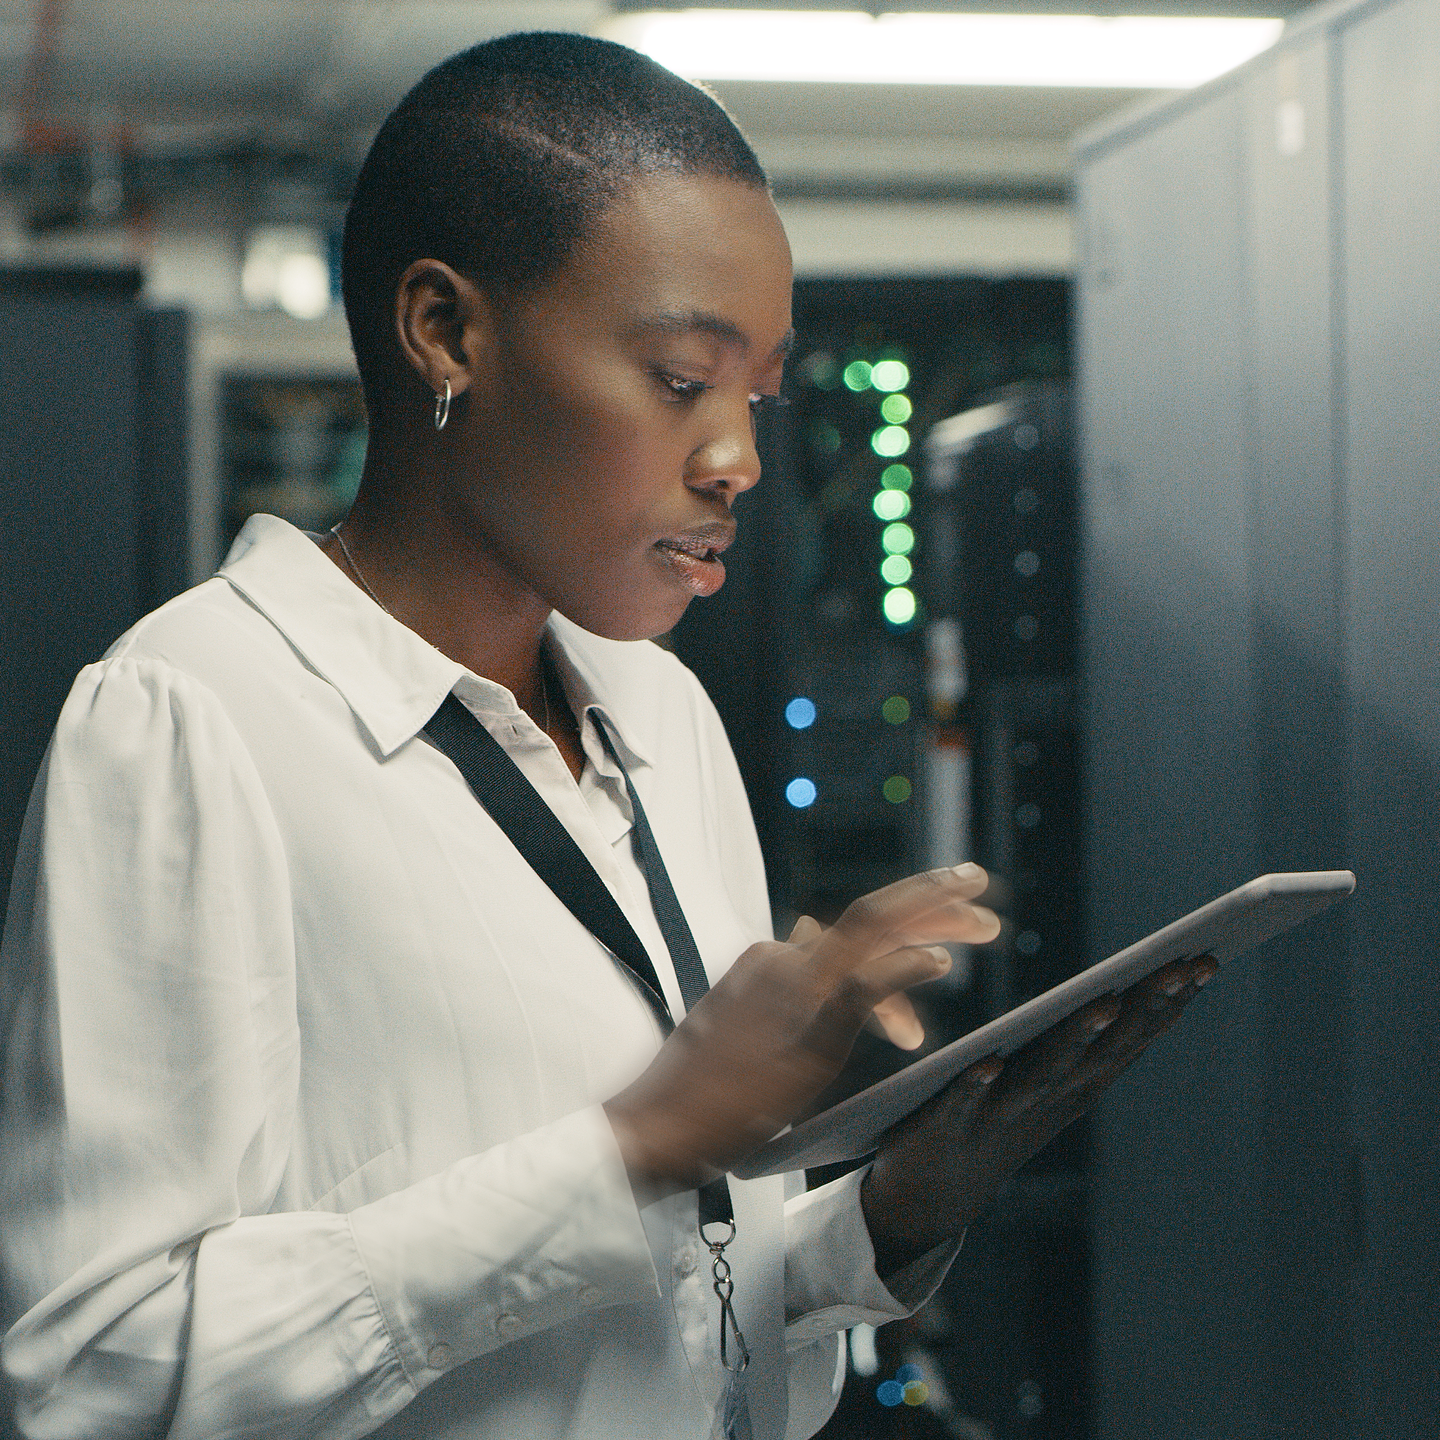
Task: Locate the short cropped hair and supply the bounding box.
[341,30,768,413]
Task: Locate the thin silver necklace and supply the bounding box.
[329,521,553,735]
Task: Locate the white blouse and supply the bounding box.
[0,516,954,1440]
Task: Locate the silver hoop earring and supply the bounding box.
[433,377,452,432]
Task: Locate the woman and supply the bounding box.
[0,31,1212,1440]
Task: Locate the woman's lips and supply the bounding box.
[659,529,737,596]
[653,538,725,593]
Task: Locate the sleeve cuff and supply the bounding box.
[349,1104,660,1386]
[781,1167,962,1347]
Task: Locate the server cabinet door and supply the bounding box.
[0,288,141,901]
[1076,85,1268,1440]
[1242,34,1354,1439]
[1341,0,1440,1430]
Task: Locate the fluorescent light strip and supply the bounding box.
[602,10,1284,89]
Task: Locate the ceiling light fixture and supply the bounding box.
[601,9,1284,89]
[241,226,332,321]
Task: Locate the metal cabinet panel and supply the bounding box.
[1077,83,1271,1440]
[0,292,140,896]
[1078,87,1258,921]
[0,280,188,917]
[1340,0,1440,1428]
[1077,0,1440,1432]
[1243,35,1354,1437]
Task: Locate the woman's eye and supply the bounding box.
[749,392,790,414]
[660,375,711,401]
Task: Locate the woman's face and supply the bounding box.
[450,171,794,641]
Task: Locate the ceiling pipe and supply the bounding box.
[18,0,71,152]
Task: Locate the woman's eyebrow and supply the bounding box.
[632,310,795,359]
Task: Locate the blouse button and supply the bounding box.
[495,1313,523,1340]
[427,1342,452,1369]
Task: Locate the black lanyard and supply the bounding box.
[423,689,734,1228]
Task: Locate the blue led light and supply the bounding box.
[785,777,818,809]
[876,1380,905,1407]
[896,1364,923,1384]
[785,697,817,729]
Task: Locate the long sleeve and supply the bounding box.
[778,1171,963,1440]
[783,1169,960,1333]
[0,655,658,1440]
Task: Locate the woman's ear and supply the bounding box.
[392,258,496,405]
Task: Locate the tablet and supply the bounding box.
[730,870,1355,1180]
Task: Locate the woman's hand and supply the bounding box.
[603,864,1000,1193]
[792,913,927,1051]
[859,953,1219,1276]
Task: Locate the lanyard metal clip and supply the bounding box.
[701,1219,751,1374]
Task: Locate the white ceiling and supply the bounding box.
[0,0,1310,195]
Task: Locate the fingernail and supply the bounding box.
[969,905,999,929]
[952,862,982,878]
[1162,978,1185,996]
[975,1061,1001,1084]
[789,914,822,944]
[1195,968,1217,988]
[1087,1012,1115,1034]
[927,945,953,969]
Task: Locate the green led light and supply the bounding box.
[871,425,910,457]
[880,393,912,424]
[881,522,915,556]
[880,554,912,584]
[881,463,913,492]
[882,586,917,625]
[843,360,873,391]
[805,352,839,390]
[871,359,910,393]
[883,774,913,804]
[872,489,911,521]
[882,694,911,724]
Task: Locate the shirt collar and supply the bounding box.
[544,618,654,778]
[218,514,654,768]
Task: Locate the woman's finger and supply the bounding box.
[794,914,935,1053]
[787,916,936,1047]
[941,1057,1004,1131]
[867,991,925,1050]
[924,1058,1004,1141]
[887,900,1002,948]
[801,944,953,1062]
[1055,965,1217,1104]
[882,1056,1003,1151]
[985,996,1119,1124]
[809,865,991,982]
[1137,953,1218,1002]
[787,914,824,947]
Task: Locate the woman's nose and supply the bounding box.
[684,415,762,503]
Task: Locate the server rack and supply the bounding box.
[674,280,1091,1440]
[1074,0,1440,1432]
[0,268,189,914]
